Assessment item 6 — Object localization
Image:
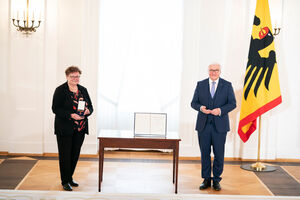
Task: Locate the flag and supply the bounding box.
[238,0,282,143]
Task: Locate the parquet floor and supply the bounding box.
[1,151,300,197]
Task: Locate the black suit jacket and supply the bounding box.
[52,82,93,136]
[191,78,236,133]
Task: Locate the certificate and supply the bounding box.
[78,100,85,111]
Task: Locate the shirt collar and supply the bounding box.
[209,78,219,85]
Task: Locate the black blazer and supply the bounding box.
[191,78,236,133]
[52,82,93,136]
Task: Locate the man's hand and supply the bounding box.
[211,108,221,116]
[200,106,211,114]
[84,108,90,116]
[71,113,84,120]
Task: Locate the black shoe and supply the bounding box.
[199,179,211,190]
[69,180,79,187]
[62,183,73,191]
[213,181,221,191]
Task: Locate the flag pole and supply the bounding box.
[251,116,266,171]
[240,116,277,172]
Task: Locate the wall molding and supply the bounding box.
[1,151,300,163]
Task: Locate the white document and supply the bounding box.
[134,113,151,134]
[78,100,85,111]
[150,114,166,134]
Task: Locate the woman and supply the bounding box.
[52,66,93,191]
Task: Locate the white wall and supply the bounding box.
[275,0,300,159]
[0,0,299,159]
[0,0,45,153]
[0,0,11,152]
[0,0,99,155]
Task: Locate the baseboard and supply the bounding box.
[43,153,98,158]
[181,156,300,162]
[1,150,300,162]
[275,158,300,163]
[0,152,98,158]
[0,152,43,156]
[0,151,8,155]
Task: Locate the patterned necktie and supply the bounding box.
[211,81,216,98]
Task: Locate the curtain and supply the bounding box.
[98,0,183,132]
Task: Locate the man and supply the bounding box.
[191,63,236,191]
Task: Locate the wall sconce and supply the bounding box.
[273,26,281,36]
[11,0,41,35]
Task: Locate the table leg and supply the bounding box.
[98,142,104,192]
[173,147,175,183]
[175,142,179,194]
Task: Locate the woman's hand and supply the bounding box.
[71,113,84,120]
[84,108,90,116]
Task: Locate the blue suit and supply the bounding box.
[191,78,236,182]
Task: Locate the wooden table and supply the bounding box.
[98,130,181,193]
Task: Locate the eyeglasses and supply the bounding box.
[209,69,220,73]
[69,75,81,79]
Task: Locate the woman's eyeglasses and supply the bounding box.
[69,76,81,79]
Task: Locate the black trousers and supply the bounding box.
[56,132,85,185]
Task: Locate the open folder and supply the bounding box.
[134,112,167,138]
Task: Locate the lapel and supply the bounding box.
[63,82,73,104]
[205,79,213,101]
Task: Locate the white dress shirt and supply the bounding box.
[209,78,219,95]
[200,78,221,116]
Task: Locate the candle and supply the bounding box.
[32,11,34,20]
[17,11,19,20]
[23,11,25,21]
[39,12,41,21]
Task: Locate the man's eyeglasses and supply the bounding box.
[69,76,81,79]
[209,69,220,73]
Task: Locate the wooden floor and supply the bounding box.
[1,151,300,197]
